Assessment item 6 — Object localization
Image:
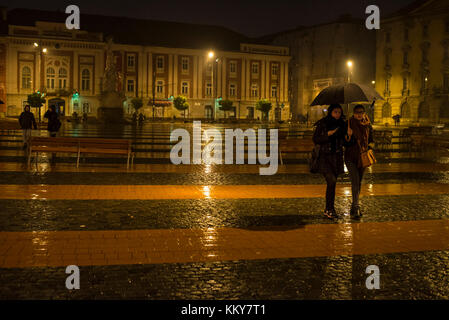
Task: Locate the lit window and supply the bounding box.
[251,62,259,74]
[181,81,189,95]
[127,55,135,68]
[58,68,67,89]
[251,84,258,97]
[22,66,31,89]
[271,85,277,98]
[46,67,55,89]
[81,69,90,91]
[230,61,236,74]
[229,83,236,96]
[127,79,134,92]
[156,80,164,94]
[205,83,212,96]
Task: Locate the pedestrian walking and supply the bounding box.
[344,104,374,218]
[44,105,61,137]
[18,105,37,148]
[312,104,347,219]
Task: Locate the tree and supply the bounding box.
[256,99,272,121]
[173,96,189,118]
[27,92,46,122]
[131,97,144,113]
[218,99,234,119]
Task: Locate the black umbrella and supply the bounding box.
[311,83,383,106]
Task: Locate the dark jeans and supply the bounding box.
[346,161,365,208]
[323,172,338,211]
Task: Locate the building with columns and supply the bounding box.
[375,0,449,125]
[268,15,376,123]
[0,8,290,121]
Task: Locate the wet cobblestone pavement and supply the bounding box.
[1,124,449,300]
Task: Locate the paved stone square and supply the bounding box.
[1,123,449,299]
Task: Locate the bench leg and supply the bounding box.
[76,151,80,168]
[279,151,283,165]
[127,153,130,169]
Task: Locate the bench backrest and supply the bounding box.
[279,138,315,151]
[30,136,131,150]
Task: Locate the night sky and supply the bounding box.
[2,0,417,37]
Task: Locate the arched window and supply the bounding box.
[46,67,55,89]
[58,68,67,89]
[81,69,90,91]
[22,66,31,89]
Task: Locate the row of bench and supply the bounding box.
[26,130,393,167]
[28,137,135,168]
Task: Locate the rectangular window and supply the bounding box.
[271,64,279,76]
[182,57,189,73]
[59,79,67,89]
[181,81,189,95]
[271,85,277,98]
[229,83,236,96]
[251,62,259,74]
[156,56,164,72]
[127,55,135,68]
[230,61,236,74]
[205,83,212,96]
[127,79,135,92]
[47,78,54,89]
[251,84,258,97]
[156,80,164,94]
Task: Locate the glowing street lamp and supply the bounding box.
[346,60,353,83]
[42,48,47,53]
[208,51,217,120]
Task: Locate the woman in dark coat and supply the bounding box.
[344,104,374,218]
[312,104,347,219]
[44,105,61,137]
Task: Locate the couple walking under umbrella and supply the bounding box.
[311,83,381,219]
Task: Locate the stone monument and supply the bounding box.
[97,37,126,123]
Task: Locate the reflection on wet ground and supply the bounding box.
[1,122,449,299]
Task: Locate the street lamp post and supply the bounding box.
[346,60,353,115]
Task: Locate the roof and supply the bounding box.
[4,8,251,51]
[256,14,363,43]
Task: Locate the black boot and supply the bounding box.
[350,206,362,219]
[324,208,339,220]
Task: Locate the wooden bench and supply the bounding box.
[279,138,315,165]
[28,136,135,168]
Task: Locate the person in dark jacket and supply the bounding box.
[44,106,61,137]
[344,104,374,218]
[18,105,37,148]
[313,104,347,219]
